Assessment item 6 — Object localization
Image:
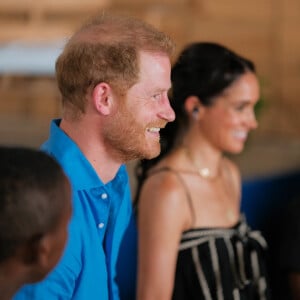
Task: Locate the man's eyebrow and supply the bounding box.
[153,87,170,93]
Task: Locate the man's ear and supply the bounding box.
[92,82,115,115]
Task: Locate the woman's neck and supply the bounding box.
[180,136,223,180]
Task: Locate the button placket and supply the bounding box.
[98,222,105,229]
[97,191,109,230]
[101,193,108,200]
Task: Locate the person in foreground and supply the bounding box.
[14,13,175,300]
[0,146,71,300]
[136,42,271,300]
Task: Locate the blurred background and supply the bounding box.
[0,1,300,299]
[0,0,299,179]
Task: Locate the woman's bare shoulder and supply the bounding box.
[141,166,187,202]
[138,166,191,228]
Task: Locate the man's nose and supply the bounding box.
[159,97,175,122]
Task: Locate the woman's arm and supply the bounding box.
[137,172,190,300]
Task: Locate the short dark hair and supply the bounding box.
[0,147,71,263]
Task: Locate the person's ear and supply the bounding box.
[92,82,115,116]
[15,235,53,282]
[13,234,44,267]
[184,96,204,120]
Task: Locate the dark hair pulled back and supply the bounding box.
[135,42,255,204]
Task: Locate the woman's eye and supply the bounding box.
[235,104,246,111]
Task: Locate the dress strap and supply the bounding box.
[147,167,196,227]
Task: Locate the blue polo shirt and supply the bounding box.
[13,119,133,300]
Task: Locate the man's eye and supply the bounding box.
[153,93,162,100]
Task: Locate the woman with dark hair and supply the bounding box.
[136,42,271,300]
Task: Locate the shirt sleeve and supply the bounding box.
[13,217,82,299]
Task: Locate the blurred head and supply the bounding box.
[135,42,259,201]
[56,13,175,119]
[0,147,72,283]
[166,42,259,155]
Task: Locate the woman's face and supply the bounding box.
[199,71,260,154]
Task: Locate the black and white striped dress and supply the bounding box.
[172,217,271,300]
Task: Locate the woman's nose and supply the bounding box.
[248,110,258,130]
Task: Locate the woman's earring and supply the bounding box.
[192,107,199,119]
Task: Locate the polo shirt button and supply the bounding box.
[101,193,108,199]
[98,223,105,229]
